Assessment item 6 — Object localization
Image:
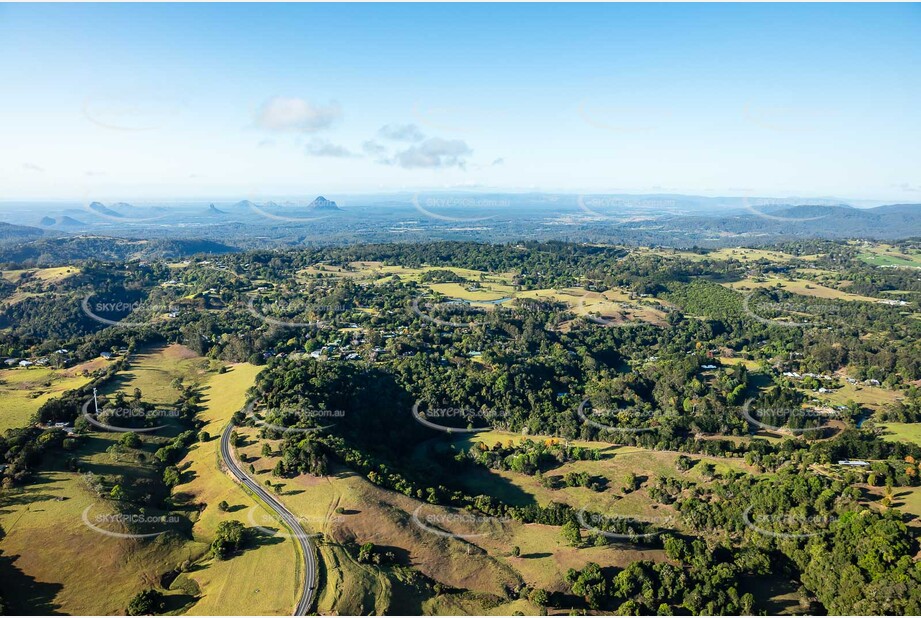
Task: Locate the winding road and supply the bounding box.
[220,422,317,615]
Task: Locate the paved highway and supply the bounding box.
[220,422,316,615]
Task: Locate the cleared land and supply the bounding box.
[99,344,218,407]
[857,244,921,269]
[0,350,296,616]
[1,266,80,284]
[178,363,299,616]
[234,426,540,615]
[877,423,921,447]
[0,365,96,433]
[299,261,669,327]
[0,408,195,615]
[642,247,821,264]
[724,275,880,302]
[436,432,752,517]
[802,376,904,413]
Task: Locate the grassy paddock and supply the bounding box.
[176,363,299,616]
[1,266,80,284]
[0,461,191,614]
[0,366,95,433]
[877,422,921,446]
[724,276,879,302]
[100,344,217,407]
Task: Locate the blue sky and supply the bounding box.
[1,3,919,201]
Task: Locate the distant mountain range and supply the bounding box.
[0,221,44,243]
[228,196,342,212]
[630,203,921,240]
[40,215,84,229]
[1,195,919,253]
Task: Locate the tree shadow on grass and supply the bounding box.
[0,552,65,615]
[0,490,60,511]
[160,593,198,614]
[245,528,292,550]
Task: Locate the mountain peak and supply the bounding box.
[308,196,341,211]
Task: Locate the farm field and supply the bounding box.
[430,434,753,517]
[300,262,510,285]
[1,266,80,284]
[718,356,762,370]
[856,243,921,268]
[892,486,921,521]
[3,236,921,615]
[234,425,679,614]
[0,405,199,617]
[235,427,522,615]
[0,365,95,433]
[0,349,226,615]
[99,344,218,407]
[299,260,670,327]
[0,463,193,615]
[724,275,880,302]
[877,422,921,447]
[175,362,300,616]
[641,247,821,264]
[0,352,296,616]
[811,378,904,412]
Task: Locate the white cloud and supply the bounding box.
[361,140,390,163]
[305,139,356,158]
[256,97,341,133]
[22,162,44,173]
[378,123,424,142]
[391,138,472,169]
